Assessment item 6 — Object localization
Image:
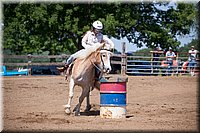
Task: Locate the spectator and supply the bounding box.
[150,47,163,73]
[165,47,176,73]
[151,47,163,66]
[188,46,198,76]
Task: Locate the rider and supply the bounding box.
[58,20,114,78]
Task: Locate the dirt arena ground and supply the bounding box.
[2,75,199,132]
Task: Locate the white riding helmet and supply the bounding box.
[92,20,103,30]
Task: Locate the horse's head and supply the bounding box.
[85,42,113,74]
[99,49,113,73]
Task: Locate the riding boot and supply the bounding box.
[57,56,74,73]
[57,64,69,72]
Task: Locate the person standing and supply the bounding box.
[188,46,199,76]
[150,47,163,74]
[165,47,176,74]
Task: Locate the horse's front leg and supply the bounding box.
[63,78,75,115]
[85,88,92,112]
[73,87,90,116]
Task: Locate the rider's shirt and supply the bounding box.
[82,31,114,50]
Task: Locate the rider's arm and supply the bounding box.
[82,31,91,49]
[102,35,114,50]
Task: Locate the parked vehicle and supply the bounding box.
[30,66,60,75]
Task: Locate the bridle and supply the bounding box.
[90,49,112,73]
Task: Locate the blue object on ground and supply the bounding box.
[0,66,28,76]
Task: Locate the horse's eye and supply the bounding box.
[102,54,106,57]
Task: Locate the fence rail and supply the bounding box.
[2,54,122,66]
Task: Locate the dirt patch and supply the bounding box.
[2,75,199,132]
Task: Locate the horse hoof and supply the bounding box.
[84,105,91,112]
[65,108,71,115]
[75,112,80,116]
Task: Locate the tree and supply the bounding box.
[3,2,197,55]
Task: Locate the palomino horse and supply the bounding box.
[63,43,112,116]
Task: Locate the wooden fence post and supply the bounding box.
[27,54,32,75]
[121,42,126,75]
[176,52,179,76]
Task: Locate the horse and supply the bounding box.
[63,42,113,116]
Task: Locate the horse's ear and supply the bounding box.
[99,41,106,48]
[102,42,106,48]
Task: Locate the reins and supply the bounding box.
[90,60,102,72]
[90,49,111,72]
[90,50,104,72]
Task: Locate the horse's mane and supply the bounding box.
[78,43,103,60]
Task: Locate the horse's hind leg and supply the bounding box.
[73,87,90,116]
[64,78,75,115]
